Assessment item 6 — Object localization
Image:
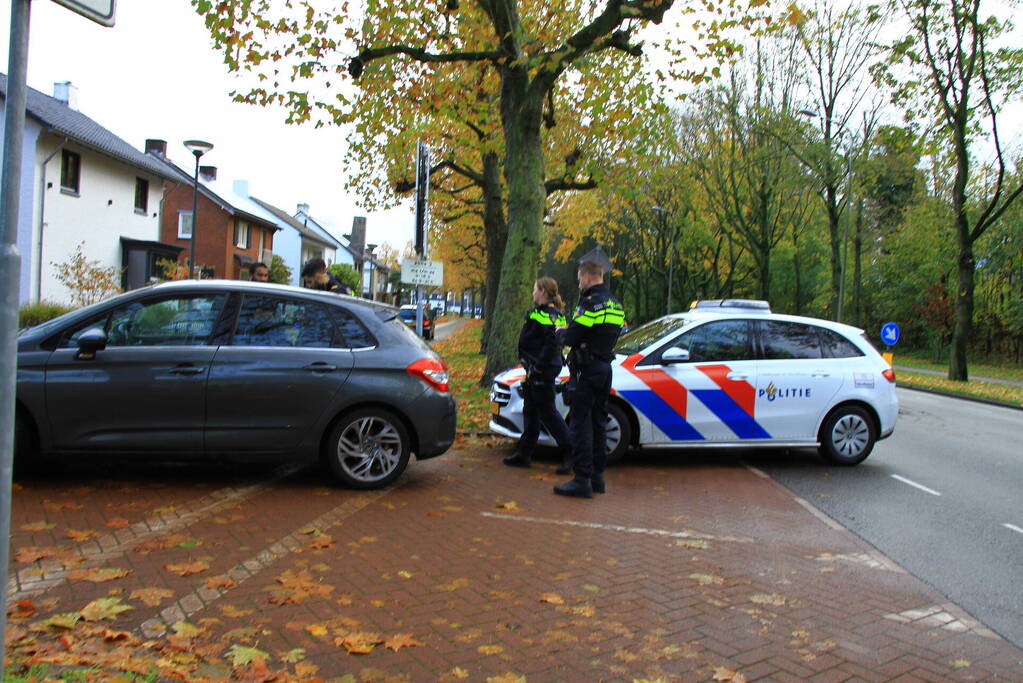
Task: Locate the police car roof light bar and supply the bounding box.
[691,299,771,313]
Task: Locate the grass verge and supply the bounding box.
[894,352,1023,383]
[896,370,1023,408]
[433,319,492,432]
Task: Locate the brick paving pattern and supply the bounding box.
[6,442,1022,681]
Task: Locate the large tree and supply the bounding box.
[195,0,773,380]
[877,0,1023,380]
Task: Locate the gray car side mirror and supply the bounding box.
[76,328,107,359]
[661,347,690,364]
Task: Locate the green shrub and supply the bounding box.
[19,301,74,329]
[328,263,361,291]
[270,254,292,285]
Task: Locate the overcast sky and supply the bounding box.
[0,0,416,252]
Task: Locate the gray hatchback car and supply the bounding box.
[15,280,456,489]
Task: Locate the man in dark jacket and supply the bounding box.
[554,260,625,498]
[301,258,353,295]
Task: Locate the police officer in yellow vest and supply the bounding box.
[554,260,626,498]
[503,277,573,469]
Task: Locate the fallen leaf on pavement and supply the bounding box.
[306,623,329,638]
[336,631,383,654]
[65,529,99,541]
[279,648,306,663]
[309,534,334,549]
[226,643,271,667]
[385,633,424,651]
[749,593,788,606]
[486,674,525,683]
[436,578,471,592]
[949,659,971,669]
[539,593,564,605]
[477,644,504,655]
[43,500,83,512]
[19,521,55,532]
[80,597,132,621]
[15,546,60,563]
[105,517,131,529]
[689,573,724,586]
[265,569,334,605]
[712,666,748,682]
[42,612,81,630]
[495,501,521,511]
[204,575,237,590]
[68,567,131,583]
[165,561,209,576]
[7,599,37,619]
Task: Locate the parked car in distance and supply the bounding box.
[15,280,456,488]
[490,299,896,466]
[398,303,438,340]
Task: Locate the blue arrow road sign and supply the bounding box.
[881,322,901,346]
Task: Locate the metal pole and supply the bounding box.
[837,153,852,322]
[189,152,200,278]
[1,1,32,675]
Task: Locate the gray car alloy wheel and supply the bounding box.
[328,409,411,488]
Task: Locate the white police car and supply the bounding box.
[489,300,897,465]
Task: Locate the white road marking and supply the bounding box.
[1003,523,1023,535]
[479,511,752,543]
[890,474,942,497]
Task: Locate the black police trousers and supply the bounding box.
[518,374,572,459]
[568,362,613,480]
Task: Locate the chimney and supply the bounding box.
[145,139,167,157]
[349,216,367,255]
[233,179,249,197]
[199,166,217,181]
[53,81,78,110]
[297,202,310,216]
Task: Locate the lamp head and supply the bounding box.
[184,140,214,158]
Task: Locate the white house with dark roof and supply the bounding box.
[0,75,182,304]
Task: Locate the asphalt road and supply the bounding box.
[750,387,1023,650]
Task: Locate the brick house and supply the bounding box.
[146,140,278,279]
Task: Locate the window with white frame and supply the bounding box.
[178,211,193,239]
[234,220,250,249]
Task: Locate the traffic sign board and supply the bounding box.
[401,259,443,287]
[880,322,900,346]
[51,0,116,26]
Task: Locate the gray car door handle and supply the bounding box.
[169,365,205,376]
[726,372,749,381]
[811,371,831,377]
[304,362,338,372]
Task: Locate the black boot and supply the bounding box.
[555,452,574,475]
[503,452,532,468]
[554,477,592,499]
[591,473,605,494]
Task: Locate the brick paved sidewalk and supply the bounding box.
[6,443,1022,681]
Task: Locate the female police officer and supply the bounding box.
[503,277,573,469]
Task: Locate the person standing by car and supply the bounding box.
[301,258,353,295]
[553,261,625,498]
[503,277,574,470]
[250,262,270,282]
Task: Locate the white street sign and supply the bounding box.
[401,259,443,287]
[51,0,115,26]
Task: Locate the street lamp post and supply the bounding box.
[183,140,213,279]
[798,110,853,322]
